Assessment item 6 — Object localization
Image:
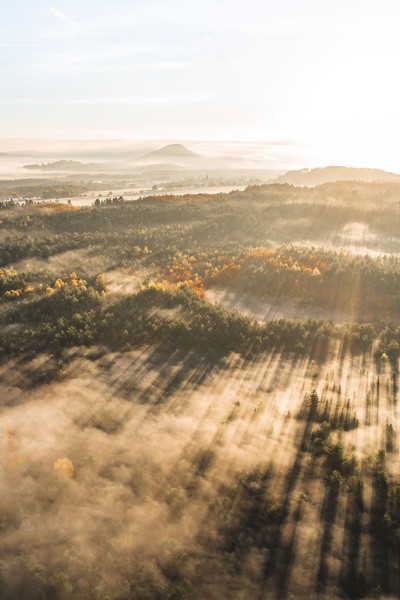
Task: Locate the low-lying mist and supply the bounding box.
[1,341,399,599]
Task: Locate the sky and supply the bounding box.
[1,0,400,169]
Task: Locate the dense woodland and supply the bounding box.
[1,182,399,362]
[1,182,400,599]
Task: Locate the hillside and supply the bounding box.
[276,165,400,186]
[137,143,199,162]
[22,145,200,173]
[24,159,99,172]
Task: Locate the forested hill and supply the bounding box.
[0,181,400,363]
[24,160,98,172]
[276,165,400,186]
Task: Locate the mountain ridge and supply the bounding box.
[276,165,400,186]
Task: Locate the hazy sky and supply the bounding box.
[1,0,400,168]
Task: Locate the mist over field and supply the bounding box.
[1,342,398,600]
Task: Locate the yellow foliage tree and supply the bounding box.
[53,458,74,479]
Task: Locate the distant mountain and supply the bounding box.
[275,166,400,186]
[23,158,187,174]
[23,145,199,173]
[137,144,199,163]
[24,160,99,172]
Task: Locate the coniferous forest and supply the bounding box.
[1,181,400,599]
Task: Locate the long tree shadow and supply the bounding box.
[339,478,366,599]
[315,472,341,595]
[258,390,319,599]
[369,453,390,595]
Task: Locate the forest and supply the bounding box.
[0,181,400,599]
